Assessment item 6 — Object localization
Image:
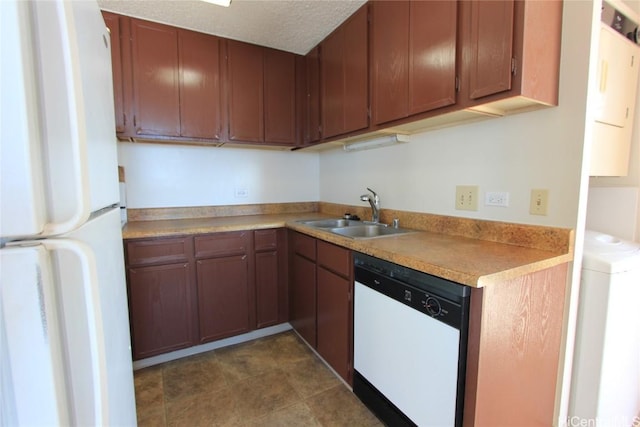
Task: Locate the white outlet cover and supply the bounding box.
[485,191,509,207]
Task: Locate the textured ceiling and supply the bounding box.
[98,0,367,55]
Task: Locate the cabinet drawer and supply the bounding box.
[293,232,316,260]
[126,236,191,266]
[255,229,278,252]
[194,231,250,258]
[317,240,351,278]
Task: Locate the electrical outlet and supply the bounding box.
[234,187,249,198]
[485,191,510,207]
[530,189,549,215]
[455,185,478,211]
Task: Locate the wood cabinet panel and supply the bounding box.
[178,30,222,139]
[304,47,321,144]
[194,231,250,258]
[128,262,195,359]
[255,228,286,328]
[342,6,369,135]
[126,237,191,266]
[317,240,351,278]
[408,1,457,114]
[130,19,180,136]
[468,0,514,100]
[371,1,410,125]
[292,231,316,261]
[463,264,568,426]
[197,255,251,343]
[317,267,352,383]
[101,12,126,133]
[290,252,317,347]
[371,1,456,125]
[321,5,368,139]
[254,229,278,251]
[227,40,264,143]
[255,251,279,328]
[264,49,296,144]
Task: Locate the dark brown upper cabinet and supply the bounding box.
[129,18,222,141]
[179,30,222,140]
[228,40,296,146]
[303,46,321,145]
[101,12,128,134]
[371,1,457,126]
[321,4,369,139]
[461,0,562,112]
[130,19,180,137]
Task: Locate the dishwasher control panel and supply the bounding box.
[355,265,467,330]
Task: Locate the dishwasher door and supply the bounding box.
[354,279,464,426]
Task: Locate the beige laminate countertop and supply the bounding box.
[122,212,573,288]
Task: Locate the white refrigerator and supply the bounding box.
[1,0,137,425]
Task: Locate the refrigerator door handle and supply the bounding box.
[42,238,110,426]
[39,1,92,236]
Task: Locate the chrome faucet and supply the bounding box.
[360,188,380,223]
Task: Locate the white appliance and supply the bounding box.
[353,253,470,426]
[0,1,137,425]
[569,231,640,426]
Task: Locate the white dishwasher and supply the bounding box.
[353,252,471,427]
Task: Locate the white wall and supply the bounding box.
[319,3,593,230]
[118,142,320,208]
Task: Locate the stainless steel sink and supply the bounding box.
[298,218,415,239]
[329,224,414,239]
[298,218,357,228]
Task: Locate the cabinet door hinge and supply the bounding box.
[511,57,517,76]
[367,107,371,119]
[133,115,137,127]
[626,107,630,119]
[455,75,460,92]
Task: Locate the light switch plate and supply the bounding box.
[455,185,478,211]
[530,189,549,215]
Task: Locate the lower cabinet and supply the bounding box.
[195,231,252,343]
[124,229,287,359]
[290,232,317,347]
[125,236,197,360]
[289,231,353,384]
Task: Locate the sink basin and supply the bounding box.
[298,218,357,228]
[329,224,414,239]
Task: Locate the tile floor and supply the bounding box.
[134,331,383,426]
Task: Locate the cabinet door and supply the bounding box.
[130,19,180,136]
[264,49,296,144]
[197,255,251,343]
[408,1,457,114]
[468,0,514,100]
[178,30,222,140]
[101,12,126,133]
[317,267,352,383]
[256,251,280,328]
[371,1,410,125]
[342,6,369,135]
[322,5,368,138]
[304,46,321,144]
[227,40,264,143]
[290,253,317,347]
[127,262,195,359]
